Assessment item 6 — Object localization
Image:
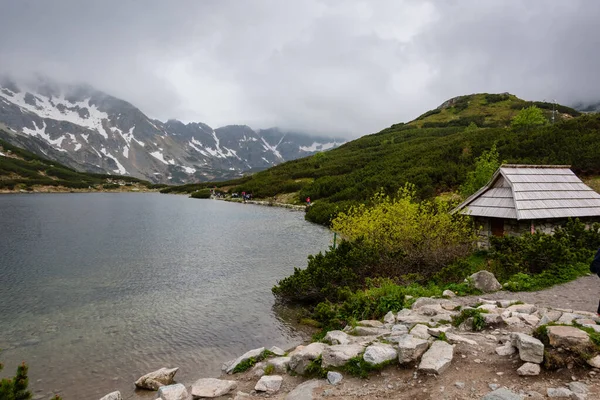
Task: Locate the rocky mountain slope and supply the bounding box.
[0,77,344,184]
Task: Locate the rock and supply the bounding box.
[546,325,591,348]
[539,310,562,326]
[134,367,179,390]
[395,314,435,329]
[363,343,397,365]
[410,324,431,340]
[496,300,518,308]
[357,320,384,328]
[478,304,498,312]
[582,323,600,333]
[517,362,540,376]
[511,333,544,364]
[397,334,429,364]
[517,313,540,326]
[285,379,324,400]
[454,381,465,389]
[481,388,523,400]
[483,313,505,325]
[321,344,365,368]
[157,384,190,400]
[427,326,450,337]
[232,392,251,400]
[587,355,600,368]
[467,271,501,293]
[269,346,286,356]
[226,347,265,374]
[346,326,389,336]
[557,312,583,325]
[445,333,477,346]
[289,342,327,374]
[255,375,283,393]
[419,304,443,316]
[502,316,525,327]
[411,297,443,309]
[323,330,351,345]
[547,387,573,398]
[417,340,454,374]
[99,392,122,400]
[390,324,409,334]
[443,289,456,298]
[327,371,343,385]
[266,357,291,374]
[383,311,396,324]
[568,382,589,394]
[507,304,537,315]
[495,343,517,356]
[190,378,237,398]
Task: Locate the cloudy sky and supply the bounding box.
[1,0,599,138]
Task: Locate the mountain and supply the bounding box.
[162,92,597,225]
[0,132,154,192]
[0,77,344,184]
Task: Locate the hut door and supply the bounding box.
[491,218,504,237]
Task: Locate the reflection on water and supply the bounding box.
[0,193,331,399]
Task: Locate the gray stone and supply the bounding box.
[99,392,122,400]
[397,334,429,364]
[158,384,190,400]
[445,333,477,346]
[478,304,498,312]
[516,362,540,376]
[517,313,540,326]
[481,388,523,400]
[511,333,544,364]
[568,382,589,394]
[285,379,325,400]
[546,325,591,348]
[411,297,443,310]
[383,311,396,324]
[454,381,465,389]
[547,387,573,398]
[327,371,343,385]
[395,314,435,329]
[587,355,600,368]
[226,347,265,374]
[417,340,454,374]
[506,304,537,315]
[538,310,562,326]
[363,343,397,365]
[496,300,518,308]
[191,378,237,398]
[390,324,409,334]
[483,313,504,325]
[346,326,389,337]
[289,343,327,374]
[269,346,286,356]
[427,326,450,337]
[134,367,179,390]
[321,344,365,368]
[232,392,251,400]
[495,343,517,356]
[266,357,291,374]
[442,289,456,298]
[410,324,431,340]
[357,320,384,328]
[582,323,600,333]
[255,375,283,393]
[323,330,351,345]
[557,312,583,325]
[467,271,502,293]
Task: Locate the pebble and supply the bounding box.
[489,384,499,390]
[547,387,574,398]
[454,381,465,389]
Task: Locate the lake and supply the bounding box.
[0,193,332,399]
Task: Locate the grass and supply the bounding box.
[231,350,275,373]
[451,308,488,331]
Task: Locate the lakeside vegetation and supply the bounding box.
[0,136,160,192]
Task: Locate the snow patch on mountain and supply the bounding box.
[22,121,68,152]
[300,141,338,152]
[100,147,127,175]
[0,151,5,156]
[182,166,196,174]
[260,137,283,160]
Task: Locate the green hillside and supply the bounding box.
[161,93,597,225]
[0,134,157,192]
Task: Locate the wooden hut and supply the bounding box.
[453,164,600,247]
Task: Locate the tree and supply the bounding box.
[0,353,60,400]
[511,105,547,132]
[460,143,501,197]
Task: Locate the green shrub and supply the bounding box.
[502,263,589,292]
[102,183,120,190]
[451,308,487,331]
[190,189,212,199]
[303,356,328,378]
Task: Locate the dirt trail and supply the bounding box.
[459,275,600,314]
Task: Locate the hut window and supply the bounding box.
[491,218,504,237]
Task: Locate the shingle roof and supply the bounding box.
[454,165,600,220]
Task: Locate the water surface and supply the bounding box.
[0,193,331,399]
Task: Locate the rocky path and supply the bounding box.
[459,275,600,314]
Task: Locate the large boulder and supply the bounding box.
[266,356,291,374]
[285,379,325,400]
[289,342,327,374]
[467,271,502,293]
[517,362,540,376]
[546,326,591,349]
[397,334,429,364]
[255,375,283,393]
[158,383,191,400]
[418,340,454,374]
[321,344,365,368]
[134,367,179,390]
[99,392,122,400]
[190,378,237,398]
[511,333,544,364]
[226,347,265,374]
[363,343,398,365]
[323,330,351,345]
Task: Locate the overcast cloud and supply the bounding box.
[1,0,599,138]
